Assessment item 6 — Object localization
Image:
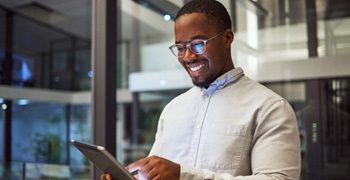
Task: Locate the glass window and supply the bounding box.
[0,0,92,178]
[11,101,68,164]
[69,104,91,166]
[264,79,350,179]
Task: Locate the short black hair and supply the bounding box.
[175,0,232,32]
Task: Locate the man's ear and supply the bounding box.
[224,29,234,48]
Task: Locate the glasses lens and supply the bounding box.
[190,40,206,54]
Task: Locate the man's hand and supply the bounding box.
[126,155,180,180]
[100,173,112,180]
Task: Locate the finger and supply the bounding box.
[138,161,155,177]
[106,174,112,180]
[100,174,112,180]
[152,174,161,180]
[134,174,139,180]
[126,158,150,173]
[145,166,159,180]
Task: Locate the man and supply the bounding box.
[102,0,301,179]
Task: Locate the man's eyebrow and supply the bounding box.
[175,35,208,44]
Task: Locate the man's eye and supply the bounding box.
[177,46,185,52]
[192,41,204,48]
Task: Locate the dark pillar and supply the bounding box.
[304,80,324,179]
[2,9,13,163]
[2,100,12,162]
[130,1,141,146]
[131,93,140,145]
[278,0,286,25]
[230,0,237,32]
[2,10,13,178]
[91,0,117,179]
[66,104,71,165]
[69,38,76,91]
[305,0,318,57]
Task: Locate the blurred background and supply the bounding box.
[0,0,349,179]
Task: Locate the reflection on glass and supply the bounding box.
[264,79,350,179]
[1,0,92,179]
[69,104,91,166]
[11,101,68,164]
[0,6,91,91]
[0,162,23,180]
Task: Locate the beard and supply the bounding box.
[191,73,217,89]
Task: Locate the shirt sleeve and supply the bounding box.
[179,100,301,180]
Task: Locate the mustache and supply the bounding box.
[183,58,207,65]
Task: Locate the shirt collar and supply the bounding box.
[200,67,244,96]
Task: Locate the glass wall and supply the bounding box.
[0,3,91,90]
[264,79,350,179]
[0,0,349,179]
[122,0,350,180]
[12,101,68,163]
[0,0,92,179]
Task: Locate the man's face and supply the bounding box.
[174,13,233,88]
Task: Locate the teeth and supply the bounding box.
[190,64,204,72]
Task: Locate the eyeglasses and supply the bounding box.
[169,32,224,57]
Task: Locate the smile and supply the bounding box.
[189,64,205,72]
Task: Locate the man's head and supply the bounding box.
[175,0,232,33]
[173,0,234,88]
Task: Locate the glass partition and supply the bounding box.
[264,79,350,179]
[0,0,349,179]
[0,1,92,178]
[120,1,350,180]
[12,101,68,163]
[0,161,24,180]
[0,3,91,91]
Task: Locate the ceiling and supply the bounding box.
[0,0,349,59]
[0,0,178,55]
[0,0,177,41]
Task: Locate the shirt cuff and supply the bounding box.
[180,164,201,180]
[181,164,220,180]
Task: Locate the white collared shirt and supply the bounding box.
[149,67,301,179]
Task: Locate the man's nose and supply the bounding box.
[182,46,197,61]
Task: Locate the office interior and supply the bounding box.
[0,0,349,179]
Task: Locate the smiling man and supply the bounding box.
[101,0,301,180]
[172,12,234,89]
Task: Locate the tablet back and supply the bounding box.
[71,140,135,180]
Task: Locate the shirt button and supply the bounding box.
[219,85,224,89]
[196,124,201,129]
[204,94,209,98]
[190,157,195,161]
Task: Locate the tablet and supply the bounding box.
[71,140,135,180]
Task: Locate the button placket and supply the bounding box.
[188,93,211,167]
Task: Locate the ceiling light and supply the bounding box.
[164,14,171,21]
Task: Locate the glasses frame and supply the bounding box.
[169,31,225,57]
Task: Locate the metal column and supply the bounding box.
[91,0,117,179]
[2,9,13,163]
[305,0,318,57]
